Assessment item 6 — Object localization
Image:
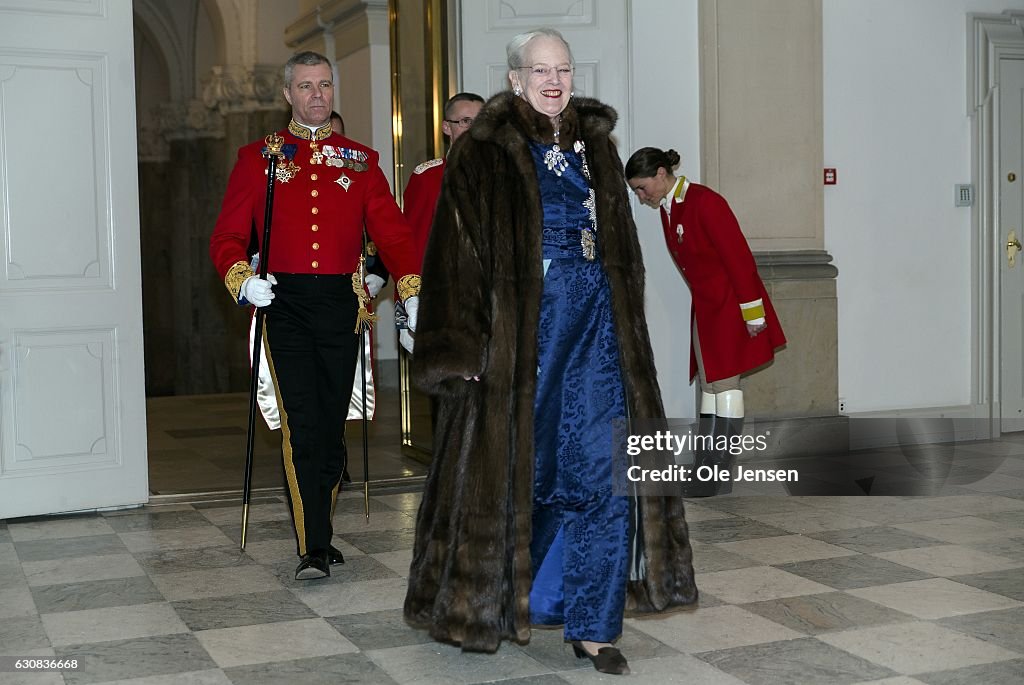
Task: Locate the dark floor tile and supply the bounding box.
[687,518,790,544]
[966,538,1024,562]
[224,652,399,685]
[776,555,934,590]
[165,426,246,439]
[939,606,1024,653]
[172,590,317,631]
[31,576,165,614]
[917,658,1024,684]
[133,545,257,575]
[950,568,1024,601]
[697,636,894,684]
[332,497,393,515]
[340,528,417,554]
[191,495,285,510]
[486,676,570,685]
[103,510,214,533]
[269,553,399,589]
[14,534,128,562]
[218,519,297,545]
[326,608,434,651]
[0,528,11,543]
[807,526,946,553]
[692,545,762,573]
[741,592,914,635]
[58,633,217,685]
[0,614,50,651]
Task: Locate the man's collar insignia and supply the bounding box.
[287,120,332,141]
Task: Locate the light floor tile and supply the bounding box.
[371,549,412,577]
[717,535,860,565]
[41,603,188,646]
[148,565,285,602]
[8,517,116,542]
[891,516,1024,544]
[0,587,38,618]
[920,495,1024,516]
[558,653,747,684]
[847,578,1022,620]
[118,526,235,554]
[744,510,878,535]
[694,566,835,604]
[677,504,738,523]
[874,545,1024,577]
[290,577,409,616]
[960,472,1024,493]
[365,641,548,685]
[330,511,417,534]
[194,617,357,668]
[818,621,1020,675]
[22,554,145,587]
[625,604,804,653]
[88,670,232,685]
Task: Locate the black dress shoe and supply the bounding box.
[571,641,630,675]
[295,550,330,580]
[327,545,346,565]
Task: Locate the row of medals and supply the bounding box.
[310,140,367,171]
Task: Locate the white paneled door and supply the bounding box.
[0,0,148,517]
[459,0,631,146]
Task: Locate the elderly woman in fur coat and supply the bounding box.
[404,27,698,675]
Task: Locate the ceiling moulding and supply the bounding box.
[201,64,287,114]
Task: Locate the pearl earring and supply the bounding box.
[513,85,522,96]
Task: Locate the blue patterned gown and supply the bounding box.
[527,140,631,642]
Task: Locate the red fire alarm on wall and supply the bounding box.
[824,168,837,185]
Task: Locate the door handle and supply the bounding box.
[1009,230,1022,268]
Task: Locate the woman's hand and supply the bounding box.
[463,375,481,382]
[746,321,766,337]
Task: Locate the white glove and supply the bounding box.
[365,274,385,299]
[240,274,277,307]
[399,329,415,354]
[405,296,419,332]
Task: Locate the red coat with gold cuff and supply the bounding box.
[661,182,786,383]
[210,123,420,299]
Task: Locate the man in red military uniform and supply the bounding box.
[402,92,484,258]
[210,51,421,579]
[626,147,786,496]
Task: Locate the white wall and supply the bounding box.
[629,0,701,418]
[824,0,1024,413]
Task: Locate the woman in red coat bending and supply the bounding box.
[626,147,786,496]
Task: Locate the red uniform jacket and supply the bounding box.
[661,182,786,382]
[210,125,420,288]
[402,158,445,262]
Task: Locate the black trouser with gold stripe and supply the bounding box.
[264,273,357,557]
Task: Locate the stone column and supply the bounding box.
[700,0,837,418]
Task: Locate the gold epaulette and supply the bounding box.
[224,261,255,303]
[396,274,421,301]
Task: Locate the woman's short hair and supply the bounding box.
[506,27,575,71]
[625,147,681,180]
[284,51,331,87]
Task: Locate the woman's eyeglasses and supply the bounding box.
[444,117,475,128]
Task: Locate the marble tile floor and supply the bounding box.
[6,410,1024,684]
[3,485,1024,683]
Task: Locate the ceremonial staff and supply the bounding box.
[352,232,378,522]
[240,132,286,550]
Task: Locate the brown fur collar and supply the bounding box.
[470,91,616,149]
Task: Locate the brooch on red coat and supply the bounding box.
[336,173,352,191]
[676,224,684,243]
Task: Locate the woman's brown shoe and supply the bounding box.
[571,641,630,675]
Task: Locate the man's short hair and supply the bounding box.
[284,51,332,87]
[443,92,485,119]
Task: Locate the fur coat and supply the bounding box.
[404,91,698,652]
